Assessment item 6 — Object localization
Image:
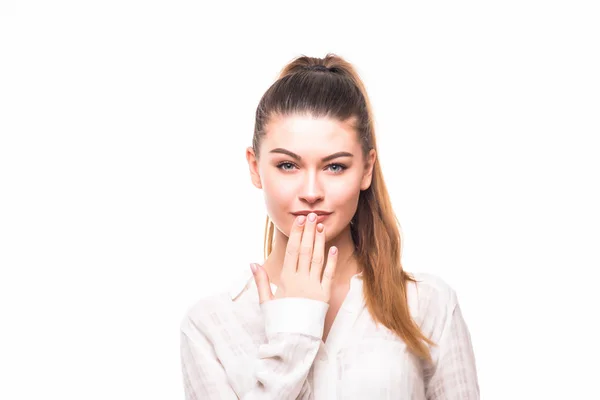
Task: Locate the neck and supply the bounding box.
[262,224,360,289]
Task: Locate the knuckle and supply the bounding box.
[285,247,299,257]
[292,223,305,233]
[311,256,324,265]
[299,245,312,255]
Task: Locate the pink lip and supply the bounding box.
[316,214,329,223]
[291,212,331,224]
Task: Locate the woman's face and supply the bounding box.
[247,113,376,242]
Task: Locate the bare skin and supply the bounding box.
[260,214,360,342]
[252,212,354,342]
[261,217,361,290]
[247,114,377,342]
[322,283,350,342]
[252,213,338,304]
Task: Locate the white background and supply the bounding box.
[1,1,598,399]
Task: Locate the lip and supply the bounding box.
[315,214,329,223]
[291,211,332,224]
[291,210,332,216]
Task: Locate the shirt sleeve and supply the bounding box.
[424,300,480,400]
[180,297,329,400]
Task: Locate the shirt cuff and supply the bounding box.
[261,297,329,339]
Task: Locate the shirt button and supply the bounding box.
[317,350,328,362]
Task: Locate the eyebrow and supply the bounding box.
[269,148,354,163]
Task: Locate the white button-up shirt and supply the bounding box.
[180,268,479,399]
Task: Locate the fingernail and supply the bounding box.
[330,246,337,255]
[297,216,306,225]
[308,213,316,222]
[250,263,257,274]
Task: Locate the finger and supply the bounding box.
[282,215,306,275]
[297,213,318,275]
[309,223,326,282]
[320,246,338,297]
[251,263,273,304]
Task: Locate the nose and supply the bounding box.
[297,172,324,204]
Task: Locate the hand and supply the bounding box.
[251,213,338,305]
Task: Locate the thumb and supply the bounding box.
[251,263,273,304]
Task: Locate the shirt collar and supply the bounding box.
[228,268,364,301]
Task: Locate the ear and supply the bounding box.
[246,147,263,189]
[360,149,377,191]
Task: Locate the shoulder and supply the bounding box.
[180,290,233,336]
[180,268,256,336]
[405,271,459,331]
[408,272,458,306]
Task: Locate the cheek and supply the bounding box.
[261,173,362,236]
[339,191,361,219]
[263,177,293,205]
[330,179,362,205]
[332,182,362,222]
[262,177,295,225]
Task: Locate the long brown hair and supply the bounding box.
[252,53,436,363]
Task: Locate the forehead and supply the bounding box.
[264,113,359,150]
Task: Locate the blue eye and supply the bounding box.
[277,162,296,171]
[327,164,347,173]
[276,162,347,174]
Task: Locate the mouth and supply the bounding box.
[291,211,332,224]
[315,214,330,223]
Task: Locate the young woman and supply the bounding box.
[180,53,480,399]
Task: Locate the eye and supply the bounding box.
[276,162,297,171]
[276,161,348,174]
[327,163,347,174]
